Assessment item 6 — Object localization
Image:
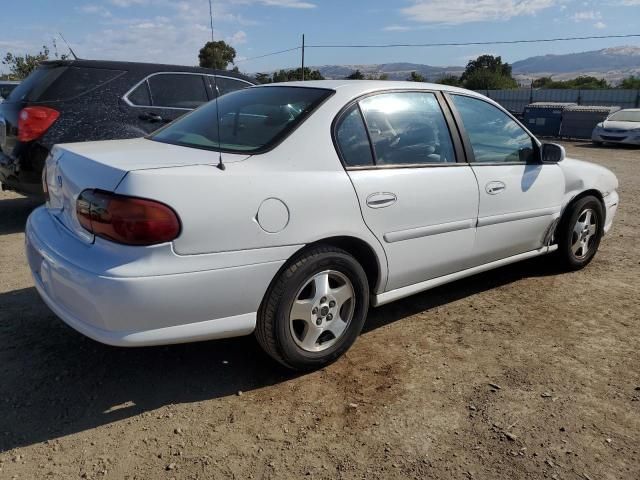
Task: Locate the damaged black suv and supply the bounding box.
[0,59,254,197]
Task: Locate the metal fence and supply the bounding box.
[475,89,640,113]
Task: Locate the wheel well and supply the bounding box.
[557,189,605,236]
[306,236,381,291]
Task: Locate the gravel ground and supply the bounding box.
[0,141,638,480]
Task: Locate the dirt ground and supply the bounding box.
[0,141,638,480]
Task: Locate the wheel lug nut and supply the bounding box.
[329,301,336,308]
[316,318,323,326]
[320,297,327,304]
[327,314,333,321]
[312,307,318,315]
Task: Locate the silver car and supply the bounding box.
[592,108,640,146]
[26,81,619,370]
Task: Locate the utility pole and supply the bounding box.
[301,34,305,81]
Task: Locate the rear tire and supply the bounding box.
[556,195,604,271]
[255,245,369,371]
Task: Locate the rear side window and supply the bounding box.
[335,105,374,167]
[214,77,251,96]
[148,74,208,109]
[37,67,125,102]
[359,92,456,165]
[151,86,333,153]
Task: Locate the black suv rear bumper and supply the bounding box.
[0,150,45,197]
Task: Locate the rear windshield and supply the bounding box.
[608,110,640,122]
[151,86,334,153]
[6,65,124,103]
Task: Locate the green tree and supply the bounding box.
[2,44,67,80]
[620,76,640,89]
[365,73,389,80]
[459,55,517,89]
[407,71,426,82]
[272,67,324,82]
[346,69,365,80]
[255,72,272,84]
[532,75,610,89]
[198,40,236,70]
[437,74,461,87]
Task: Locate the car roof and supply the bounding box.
[40,59,255,83]
[614,108,640,112]
[258,79,481,97]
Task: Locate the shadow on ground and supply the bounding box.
[0,196,41,235]
[0,255,563,453]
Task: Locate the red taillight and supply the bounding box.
[76,190,181,246]
[18,106,60,142]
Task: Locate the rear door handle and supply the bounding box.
[366,192,397,209]
[139,112,164,123]
[485,181,506,195]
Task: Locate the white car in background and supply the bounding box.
[26,81,619,370]
[592,108,640,146]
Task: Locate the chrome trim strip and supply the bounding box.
[477,207,560,228]
[383,218,475,243]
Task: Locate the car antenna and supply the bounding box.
[209,0,225,171]
[58,32,78,60]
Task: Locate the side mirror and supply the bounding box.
[541,143,565,163]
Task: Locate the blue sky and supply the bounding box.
[1,0,640,74]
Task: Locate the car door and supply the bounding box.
[446,93,564,264]
[335,91,480,292]
[122,73,210,134]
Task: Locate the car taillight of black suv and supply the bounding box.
[0,59,255,197]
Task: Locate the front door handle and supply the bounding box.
[486,181,506,195]
[139,112,164,123]
[366,192,397,209]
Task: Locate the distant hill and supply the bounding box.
[316,62,463,81]
[511,46,640,74]
[283,45,640,85]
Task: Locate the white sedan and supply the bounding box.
[26,81,619,370]
[592,108,640,146]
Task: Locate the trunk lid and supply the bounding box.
[45,138,249,242]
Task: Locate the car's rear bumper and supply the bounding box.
[26,207,290,347]
[592,131,640,145]
[0,149,46,197]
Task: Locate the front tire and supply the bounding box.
[256,245,369,371]
[556,195,604,270]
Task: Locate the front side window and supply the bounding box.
[359,92,456,165]
[451,94,536,163]
[151,86,333,153]
[335,105,374,167]
[148,74,209,109]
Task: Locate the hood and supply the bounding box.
[57,137,251,171]
[601,120,640,130]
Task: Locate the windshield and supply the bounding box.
[151,86,334,153]
[608,110,640,122]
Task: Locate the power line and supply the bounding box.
[236,33,640,66]
[306,33,640,49]
[235,46,301,63]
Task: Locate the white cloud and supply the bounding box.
[571,10,601,22]
[228,30,248,44]
[617,0,640,5]
[594,21,607,29]
[400,0,557,24]
[79,4,113,17]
